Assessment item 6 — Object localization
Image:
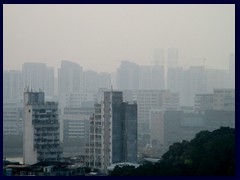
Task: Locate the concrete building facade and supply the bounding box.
[22,63,54,97]
[86,91,137,172]
[3,100,23,135]
[23,91,62,165]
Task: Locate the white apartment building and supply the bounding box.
[23,91,62,165]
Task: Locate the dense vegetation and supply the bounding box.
[109,127,235,176]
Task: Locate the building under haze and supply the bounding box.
[153,48,164,66]
[167,48,178,69]
[63,106,94,157]
[194,88,235,112]
[3,100,23,136]
[150,109,235,158]
[22,63,54,97]
[83,70,111,93]
[131,90,179,151]
[3,70,23,101]
[116,61,139,90]
[138,65,165,90]
[213,88,235,111]
[23,91,62,165]
[86,91,137,172]
[58,60,83,95]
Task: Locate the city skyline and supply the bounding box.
[3,4,235,73]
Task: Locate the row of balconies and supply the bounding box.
[37,147,63,153]
[32,120,59,125]
[34,140,60,145]
[34,133,59,137]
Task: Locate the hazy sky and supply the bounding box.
[3,4,235,73]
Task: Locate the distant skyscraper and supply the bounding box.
[98,72,111,90]
[138,65,164,90]
[3,70,23,101]
[83,70,111,93]
[166,48,179,92]
[22,63,54,97]
[167,48,178,69]
[189,66,206,102]
[138,66,152,90]
[3,70,11,100]
[205,68,229,92]
[58,60,83,95]
[154,48,164,66]
[3,100,23,135]
[131,90,179,151]
[45,67,54,97]
[116,61,139,90]
[151,65,165,90]
[23,91,62,165]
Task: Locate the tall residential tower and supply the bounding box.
[23,91,62,165]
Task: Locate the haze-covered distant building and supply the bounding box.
[22,63,54,97]
[131,90,179,152]
[139,65,164,90]
[3,70,23,101]
[86,91,137,172]
[150,109,235,158]
[195,88,235,112]
[205,69,229,92]
[83,70,111,93]
[154,48,164,66]
[116,61,139,90]
[63,106,94,157]
[167,48,178,69]
[3,100,23,135]
[23,91,62,165]
[213,89,235,111]
[58,60,83,95]
[194,94,214,111]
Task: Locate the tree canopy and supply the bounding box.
[109,127,235,176]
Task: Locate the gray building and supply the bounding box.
[131,90,179,151]
[116,61,139,90]
[195,89,235,112]
[58,60,83,95]
[167,48,178,69]
[194,94,213,111]
[213,89,235,111]
[3,70,23,101]
[153,48,164,66]
[63,107,94,157]
[22,63,54,97]
[149,109,235,158]
[3,100,23,135]
[86,91,137,172]
[23,91,62,165]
